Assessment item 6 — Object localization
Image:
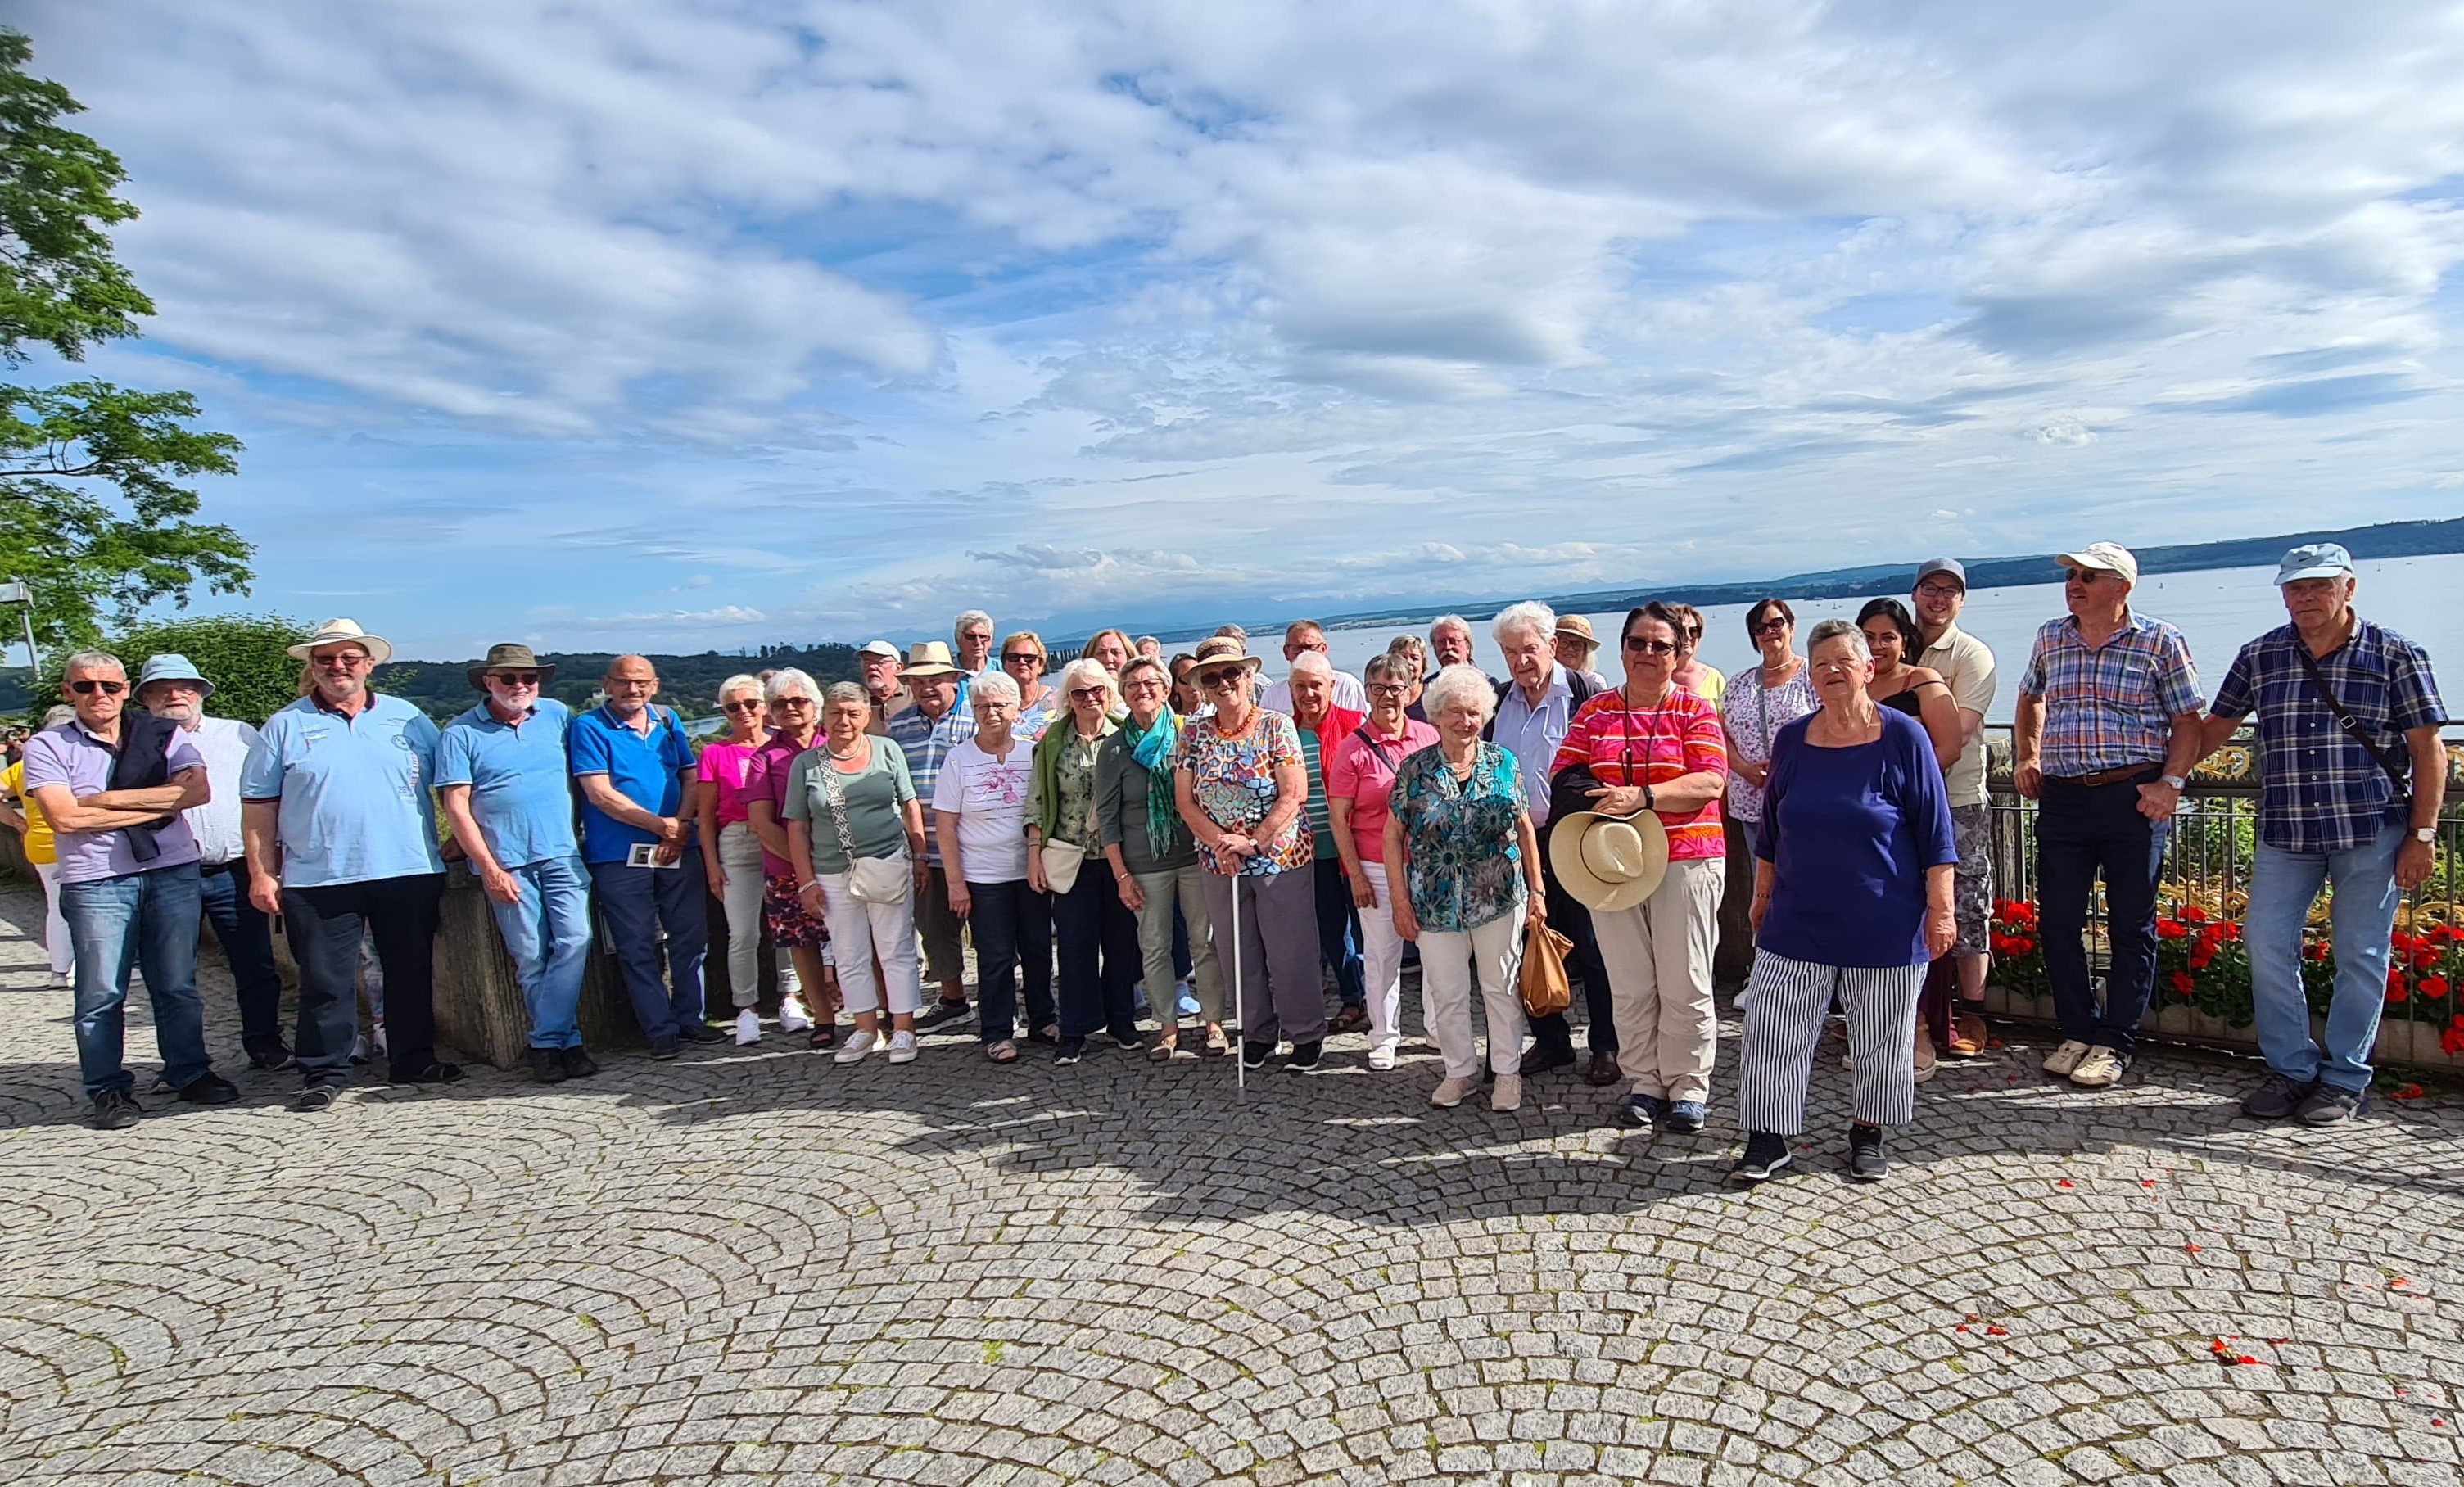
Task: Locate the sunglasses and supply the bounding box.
[491,671,542,686]
[69,679,127,695]
[311,653,371,669]
[1198,669,1246,689]
[1001,652,1043,665]
[1751,620,1788,637]
[1683,627,1702,640]
[721,698,763,713]
[1621,637,1677,655]
[1067,685,1109,703]
[775,696,816,709]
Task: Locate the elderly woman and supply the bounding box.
[1388,664,1545,1110]
[1734,620,1956,1183]
[745,669,839,1047]
[1387,635,1431,721]
[1100,656,1226,1058]
[1551,602,1732,1133]
[1855,599,1962,768]
[699,673,808,1045]
[1082,628,1135,680]
[1720,599,1817,861]
[1554,617,1610,691]
[1175,635,1326,1071]
[783,680,928,1065]
[1029,657,1142,1062]
[931,671,1052,1063]
[1286,652,1369,1032]
[1667,603,1726,704]
[998,631,1060,740]
[1328,651,1438,1069]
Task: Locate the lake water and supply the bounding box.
[1317,553,2464,723]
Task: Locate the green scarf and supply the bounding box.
[1120,707,1184,861]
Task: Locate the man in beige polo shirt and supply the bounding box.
[1912,558,1998,1056]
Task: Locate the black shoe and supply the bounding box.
[2295,1083,2368,1125]
[1521,1042,1576,1077]
[1054,1037,1086,1066]
[1585,1051,1622,1087]
[90,1090,142,1129]
[2240,1071,2317,1120]
[391,1060,465,1085]
[1107,1028,1145,1052]
[1847,1124,1888,1182]
[246,1044,296,1073]
[679,1023,728,1044]
[649,1039,680,1061]
[176,1072,242,1105]
[1241,1040,1273,1071]
[293,1084,339,1113]
[561,1046,599,1079]
[1732,1131,1793,1185]
[1286,1039,1325,1073]
[916,997,970,1029]
[529,1047,570,1084]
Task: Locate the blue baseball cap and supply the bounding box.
[2274,543,2353,585]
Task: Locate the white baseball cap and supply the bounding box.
[2056,541,2139,586]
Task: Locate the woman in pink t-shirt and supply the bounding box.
[1326,652,1440,1070]
[699,675,811,1045]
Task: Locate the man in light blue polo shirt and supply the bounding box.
[569,654,717,1056]
[438,643,597,1085]
[242,618,457,1111]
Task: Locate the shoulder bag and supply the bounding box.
[1518,916,1574,1018]
[2292,644,2411,801]
[816,753,911,904]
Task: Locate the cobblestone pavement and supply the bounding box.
[0,879,2459,1487]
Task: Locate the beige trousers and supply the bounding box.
[1591,857,1724,1104]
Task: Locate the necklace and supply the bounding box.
[824,736,866,762]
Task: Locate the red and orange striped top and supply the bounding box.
[1548,685,1730,861]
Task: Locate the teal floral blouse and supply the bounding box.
[1388,742,1529,933]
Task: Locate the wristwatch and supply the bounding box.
[2159,774,2187,790]
[2415,827,2437,844]
[1642,784,1657,812]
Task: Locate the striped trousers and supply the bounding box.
[1735,949,1924,1136]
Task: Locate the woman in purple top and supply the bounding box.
[744,668,839,1048]
[1733,620,1956,1186]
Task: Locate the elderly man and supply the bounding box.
[887,640,977,1023]
[138,652,287,1072]
[570,654,717,1057]
[2198,545,2446,1125]
[243,619,458,1111]
[439,644,597,1083]
[1283,652,1369,1032]
[1909,558,1999,1058]
[1484,601,1612,1082]
[25,650,233,1128]
[1260,619,1368,714]
[858,639,911,734]
[2014,544,2204,1091]
[1429,614,1490,680]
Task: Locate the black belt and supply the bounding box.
[2046,764,2164,788]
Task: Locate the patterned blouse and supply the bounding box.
[1388,741,1529,933]
[1052,726,1103,847]
[1175,708,1313,875]
[1720,662,1819,829]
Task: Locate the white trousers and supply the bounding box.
[1593,856,1724,1104]
[32,860,71,975]
[816,871,920,1017]
[1355,861,1405,1054]
[1419,904,1527,1078]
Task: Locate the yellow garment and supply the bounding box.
[3,760,55,865]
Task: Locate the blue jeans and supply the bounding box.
[61,861,210,1099]
[966,877,1053,1044]
[1313,857,1367,1008]
[487,856,595,1049]
[2246,821,2403,1094]
[590,860,707,1046]
[198,859,285,1055]
[2037,774,2168,1056]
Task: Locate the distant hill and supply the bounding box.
[373,643,866,722]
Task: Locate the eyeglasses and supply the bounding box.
[1001,652,1043,666]
[1123,677,1166,693]
[1683,626,1702,640]
[1067,685,1109,703]
[721,698,763,713]
[491,671,541,687]
[311,653,371,669]
[1621,637,1676,655]
[1364,682,1409,696]
[1914,581,1962,599]
[69,679,127,695]
[1750,619,1788,637]
[1198,669,1246,690]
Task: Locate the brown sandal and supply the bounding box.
[1203,1024,1231,1057]
[1147,1035,1178,1063]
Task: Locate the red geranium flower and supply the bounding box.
[2181,904,2209,924]
[2170,969,2197,997]
[2421,976,2451,1001]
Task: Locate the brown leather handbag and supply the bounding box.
[1519,917,1575,1018]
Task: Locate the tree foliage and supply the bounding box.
[96,612,303,728]
[0,26,248,656]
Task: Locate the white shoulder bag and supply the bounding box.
[816,754,911,904]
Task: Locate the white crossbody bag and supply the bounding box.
[816,757,911,904]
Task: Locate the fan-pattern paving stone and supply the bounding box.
[0,878,2457,1485]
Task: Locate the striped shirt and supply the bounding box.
[1549,685,1729,860]
[2017,611,2203,779]
[885,703,972,866]
[2209,617,2446,853]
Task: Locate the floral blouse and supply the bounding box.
[1053,726,1103,847]
[1720,662,1819,828]
[1175,709,1313,875]
[1388,741,1529,932]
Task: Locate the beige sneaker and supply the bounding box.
[2041,1039,2091,1078]
[1490,1074,1522,1112]
[2068,1046,2128,1088]
[1431,1075,1478,1109]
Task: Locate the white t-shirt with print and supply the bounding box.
[930,738,1033,883]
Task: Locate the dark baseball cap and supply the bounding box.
[1914,557,1967,590]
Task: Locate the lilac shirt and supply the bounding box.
[20,721,206,884]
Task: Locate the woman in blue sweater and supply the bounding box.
[1735,619,1957,1184]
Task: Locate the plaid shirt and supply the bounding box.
[885,704,971,865]
[2210,617,2446,853]
[2018,610,2203,780]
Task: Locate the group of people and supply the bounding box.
[7,540,2446,1186]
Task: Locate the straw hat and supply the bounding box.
[1548,808,1670,914]
[287,617,394,666]
[1553,615,1600,654]
[1190,635,1264,673]
[900,640,963,678]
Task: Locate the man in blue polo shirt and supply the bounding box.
[2198,544,2448,1126]
[570,654,718,1056]
[438,643,597,1084]
[242,618,457,1111]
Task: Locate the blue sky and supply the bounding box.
[26,0,2464,660]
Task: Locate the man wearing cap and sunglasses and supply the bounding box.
[438,644,599,1084]
[2013,544,2204,1092]
[2195,544,2447,1125]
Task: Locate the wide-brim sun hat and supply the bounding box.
[900,640,963,678]
[287,617,394,667]
[1548,808,1670,915]
[466,642,558,691]
[1189,635,1264,673]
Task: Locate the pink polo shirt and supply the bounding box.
[1324,717,1438,866]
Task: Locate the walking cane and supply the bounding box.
[1228,866,1245,1095]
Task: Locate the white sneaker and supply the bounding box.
[834,1029,879,1064]
[887,1030,918,1064]
[2068,1046,2127,1088]
[777,996,813,1034]
[733,1010,762,1046]
[1368,1045,1397,1072]
[2041,1039,2092,1078]
[1431,1075,1478,1109]
[1490,1073,1523,1112]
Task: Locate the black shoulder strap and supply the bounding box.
[1567,669,1599,706]
[2291,643,2410,793]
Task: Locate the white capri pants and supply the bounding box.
[1418,902,1527,1078]
[815,868,921,1018]
[1355,861,1405,1055]
[1735,948,1924,1135]
[33,860,72,976]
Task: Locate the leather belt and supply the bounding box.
[2047,764,2164,788]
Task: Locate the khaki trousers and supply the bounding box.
[1592,857,1724,1104]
